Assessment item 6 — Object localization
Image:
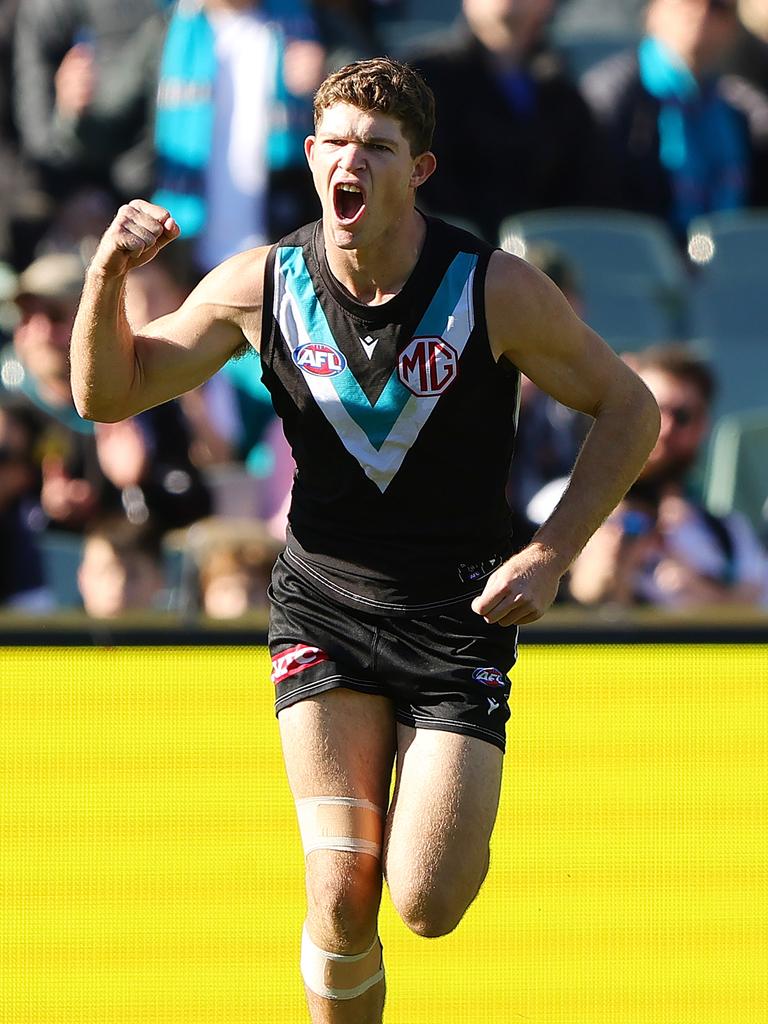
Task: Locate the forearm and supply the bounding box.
[531,385,660,575]
[70,267,137,422]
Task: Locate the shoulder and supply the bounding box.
[485,249,574,359]
[717,74,768,140]
[580,48,641,116]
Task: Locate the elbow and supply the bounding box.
[71,385,125,424]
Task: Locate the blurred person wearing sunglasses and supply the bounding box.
[569,344,768,608]
[0,252,211,534]
[581,0,768,244]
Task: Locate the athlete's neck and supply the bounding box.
[322,210,427,306]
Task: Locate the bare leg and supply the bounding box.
[278,689,396,1023]
[383,725,503,937]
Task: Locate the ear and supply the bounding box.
[410,150,437,190]
[304,135,316,168]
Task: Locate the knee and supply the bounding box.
[306,852,382,951]
[388,847,490,939]
[394,888,464,938]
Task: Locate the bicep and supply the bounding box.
[128,249,264,413]
[131,303,247,412]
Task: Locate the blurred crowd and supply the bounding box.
[1,0,768,620]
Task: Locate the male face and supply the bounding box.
[13,294,78,392]
[305,103,435,251]
[646,0,739,73]
[78,537,161,618]
[462,0,554,46]
[637,368,710,484]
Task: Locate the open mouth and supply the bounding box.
[333,182,366,224]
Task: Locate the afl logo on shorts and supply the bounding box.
[293,343,347,376]
[472,667,506,688]
[398,337,458,396]
[271,644,329,684]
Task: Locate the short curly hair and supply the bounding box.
[313,57,435,156]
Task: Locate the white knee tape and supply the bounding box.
[301,922,384,1001]
[296,796,384,859]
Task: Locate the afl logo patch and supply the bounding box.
[398,337,458,396]
[472,667,506,688]
[293,343,347,376]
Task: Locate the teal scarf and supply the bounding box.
[153,0,312,236]
[638,36,748,234]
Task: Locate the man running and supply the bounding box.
[70,57,660,1024]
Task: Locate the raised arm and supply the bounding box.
[473,250,661,626]
[70,200,267,422]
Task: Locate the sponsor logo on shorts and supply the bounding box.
[293,343,347,376]
[271,644,329,684]
[472,666,506,688]
[398,336,458,396]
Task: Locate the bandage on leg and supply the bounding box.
[296,796,384,859]
[301,922,384,1001]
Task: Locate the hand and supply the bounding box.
[54,44,95,119]
[90,199,180,278]
[40,455,96,526]
[94,419,148,488]
[471,544,564,626]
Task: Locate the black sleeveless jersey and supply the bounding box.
[260,215,521,614]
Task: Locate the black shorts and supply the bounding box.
[267,553,519,753]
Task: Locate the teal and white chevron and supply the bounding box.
[274,245,478,492]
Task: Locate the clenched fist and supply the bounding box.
[90,199,180,277]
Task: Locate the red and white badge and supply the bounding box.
[271,644,329,684]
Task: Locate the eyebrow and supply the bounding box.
[318,131,399,146]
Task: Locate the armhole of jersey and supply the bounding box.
[260,243,279,367]
[482,245,521,385]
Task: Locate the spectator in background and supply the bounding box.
[409,0,602,242]
[312,0,385,70]
[569,344,768,608]
[13,0,166,259]
[581,0,768,244]
[181,516,282,617]
[153,0,324,274]
[0,399,54,611]
[0,251,212,534]
[725,0,768,94]
[0,0,48,272]
[77,515,165,617]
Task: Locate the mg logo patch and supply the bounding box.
[398,337,458,396]
[293,343,346,376]
[271,644,329,684]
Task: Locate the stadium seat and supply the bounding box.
[686,210,768,342]
[499,208,689,351]
[35,530,84,608]
[703,407,768,533]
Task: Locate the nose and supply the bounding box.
[337,142,365,173]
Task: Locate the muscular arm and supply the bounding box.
[70,201,267,422]
[474,251,661,625]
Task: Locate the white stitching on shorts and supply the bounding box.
[274,674,383,710]
[284,547,484,612]
[398,712,504,744]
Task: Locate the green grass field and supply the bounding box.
[1,644,766,1023]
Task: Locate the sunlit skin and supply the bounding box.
[304,103,436,305]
